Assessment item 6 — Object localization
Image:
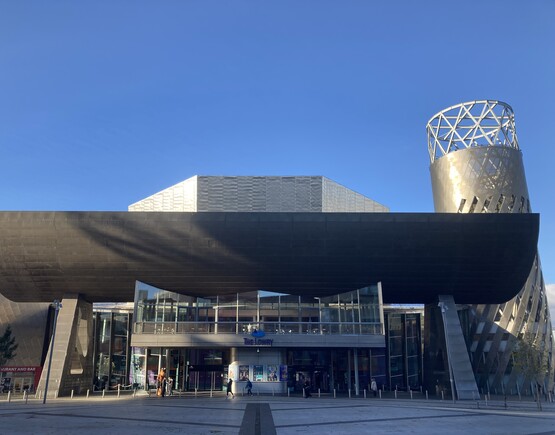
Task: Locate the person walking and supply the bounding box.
[157,368,166,397]
[226,378,235,399]
[303,380,312,398]
[245,378,253,396]
[167,377,173,396]
[370,378,378,397]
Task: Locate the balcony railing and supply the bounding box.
[133,321,383,335]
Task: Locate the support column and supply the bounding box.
[377,282,385,335]
[354,348,360,396]
[184,350,190,391]
[347,350,352,393]
[37,294,94,397]
[144,348,149,391]
[330,350,335,392]
[432,295,480,400]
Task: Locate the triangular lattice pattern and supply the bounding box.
[427,100,519,164]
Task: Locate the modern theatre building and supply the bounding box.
[0,101,552,399]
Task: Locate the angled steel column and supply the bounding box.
[42,300,61,403]
[438,300,455,402]
[37,295,94,397]
[438,295,480,400]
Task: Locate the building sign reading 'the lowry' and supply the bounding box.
[243,337,273,346]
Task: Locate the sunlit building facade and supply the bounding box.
[127,176,391,394]
[0,147,542,399]
[130,282,386,394]
[426,100,554,394]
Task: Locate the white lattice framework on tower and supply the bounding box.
[427,100,519,163]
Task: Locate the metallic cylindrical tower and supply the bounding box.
[427,100,554,393]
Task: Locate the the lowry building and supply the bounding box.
[0,100,551,399]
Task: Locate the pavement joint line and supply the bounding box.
[275,411,489,428]
[272,404,555,420]
[239,403,276,435]
[410,405,555,418]
[143,403,246,412]
[19,411,241,429]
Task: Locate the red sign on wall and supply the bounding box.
[0,366,39,373]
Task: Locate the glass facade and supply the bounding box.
[133,282,383,336]
[385,311,423,391]
[129,281,388,394]
[89,288,425,396]
[86,296,428,396]
[92,310,131,391]
[284,348,387,394]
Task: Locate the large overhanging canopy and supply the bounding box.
[0,211,539,304]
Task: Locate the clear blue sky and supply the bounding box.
[1,1,554,291]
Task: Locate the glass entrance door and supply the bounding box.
[189,368,224,391]
[12,377,32,393]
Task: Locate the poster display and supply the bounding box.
[279,365,288,382]
[227,364,286,383]
[253,365,263,382]
[239,365,249,381]
[267,365,278,381]
[228,364,239,382]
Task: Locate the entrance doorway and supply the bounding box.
[12,377,33,393]
[313,370,330,392]
[188,366,224,391]
[141,348,230,392]
[289,368,331,394]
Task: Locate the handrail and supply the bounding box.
[133,321,383,335]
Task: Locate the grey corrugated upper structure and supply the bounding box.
[128,176,389,213]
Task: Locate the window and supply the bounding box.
[495,194,505,213]
[468,196,479,213]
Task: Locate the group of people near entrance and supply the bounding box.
[156,368,173,397]
[156,371,247,399]
[157,370,378,399]
[226,377,254,398]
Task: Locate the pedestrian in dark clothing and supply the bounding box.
[246,378,253,396]
[226,378,235,399]
[303,380,312,398]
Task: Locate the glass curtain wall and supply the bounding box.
[134,282,383,336]
[93,311,132,391]
[94,313,111,390]
[405,313,421,389]
[388,314,404,390]
[386,311,423,391]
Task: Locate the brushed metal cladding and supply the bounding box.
[430,147,529,215]
[0,211,538,304]
[428,100,554,393]
[128,176,388,213]
[0,293,49,367]
[128,176,198,211]
[322,177,388,212]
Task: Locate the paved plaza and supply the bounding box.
[1,392,554,435]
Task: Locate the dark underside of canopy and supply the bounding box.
[0,211,539,304]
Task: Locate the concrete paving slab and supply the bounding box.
[1,392,554,435]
